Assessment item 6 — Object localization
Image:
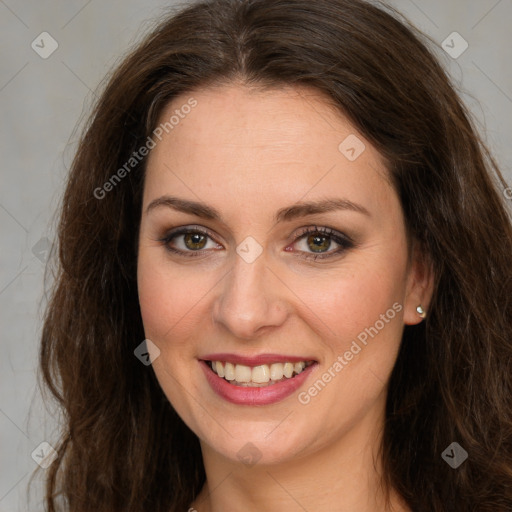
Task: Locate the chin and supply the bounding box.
[195,413,322,468]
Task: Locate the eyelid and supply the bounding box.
[292,225,354,244]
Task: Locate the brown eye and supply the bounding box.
[293,226,355,260]
[306,233,332,253]
[159,226,222,258]
[183,232,208,250]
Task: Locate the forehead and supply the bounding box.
[143,83,396,223]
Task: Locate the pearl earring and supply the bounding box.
[416,305,426,318]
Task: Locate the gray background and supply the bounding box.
[1,0,511,510]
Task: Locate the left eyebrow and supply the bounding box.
[145,195,371,222]
[275,198,371,222]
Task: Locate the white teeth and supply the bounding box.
[209,360,311,386]
[235,364,252,383]
[269,363,284,380]
[283,362,294,378]
[252,364,270,383]
[215,361,225,378]
[294,361,306,374]
[224,362,235,381]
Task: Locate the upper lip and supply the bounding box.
[200,353,317,366]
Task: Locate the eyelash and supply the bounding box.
[158,225,355,261]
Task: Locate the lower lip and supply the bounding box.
[200,360,317,405]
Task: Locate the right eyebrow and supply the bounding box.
[146,196,222,220]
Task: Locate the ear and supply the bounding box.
[403,239,435,325]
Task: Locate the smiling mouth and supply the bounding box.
[206,360,316,387]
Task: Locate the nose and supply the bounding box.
[212,251,289,340]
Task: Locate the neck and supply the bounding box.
[189,398,410,512]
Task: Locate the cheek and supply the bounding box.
[137,251,195,344]
[137,248,224,361]
[136,250,210,422]
[137,256,174,340]
[290,262,406,435]
[295,255,406,347]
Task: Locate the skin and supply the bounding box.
[137,82,434,512]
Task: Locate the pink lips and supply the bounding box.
[199,354,317,406]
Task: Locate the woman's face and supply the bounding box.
[137,83,430,466]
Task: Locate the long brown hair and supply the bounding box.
[39,0,512,510]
